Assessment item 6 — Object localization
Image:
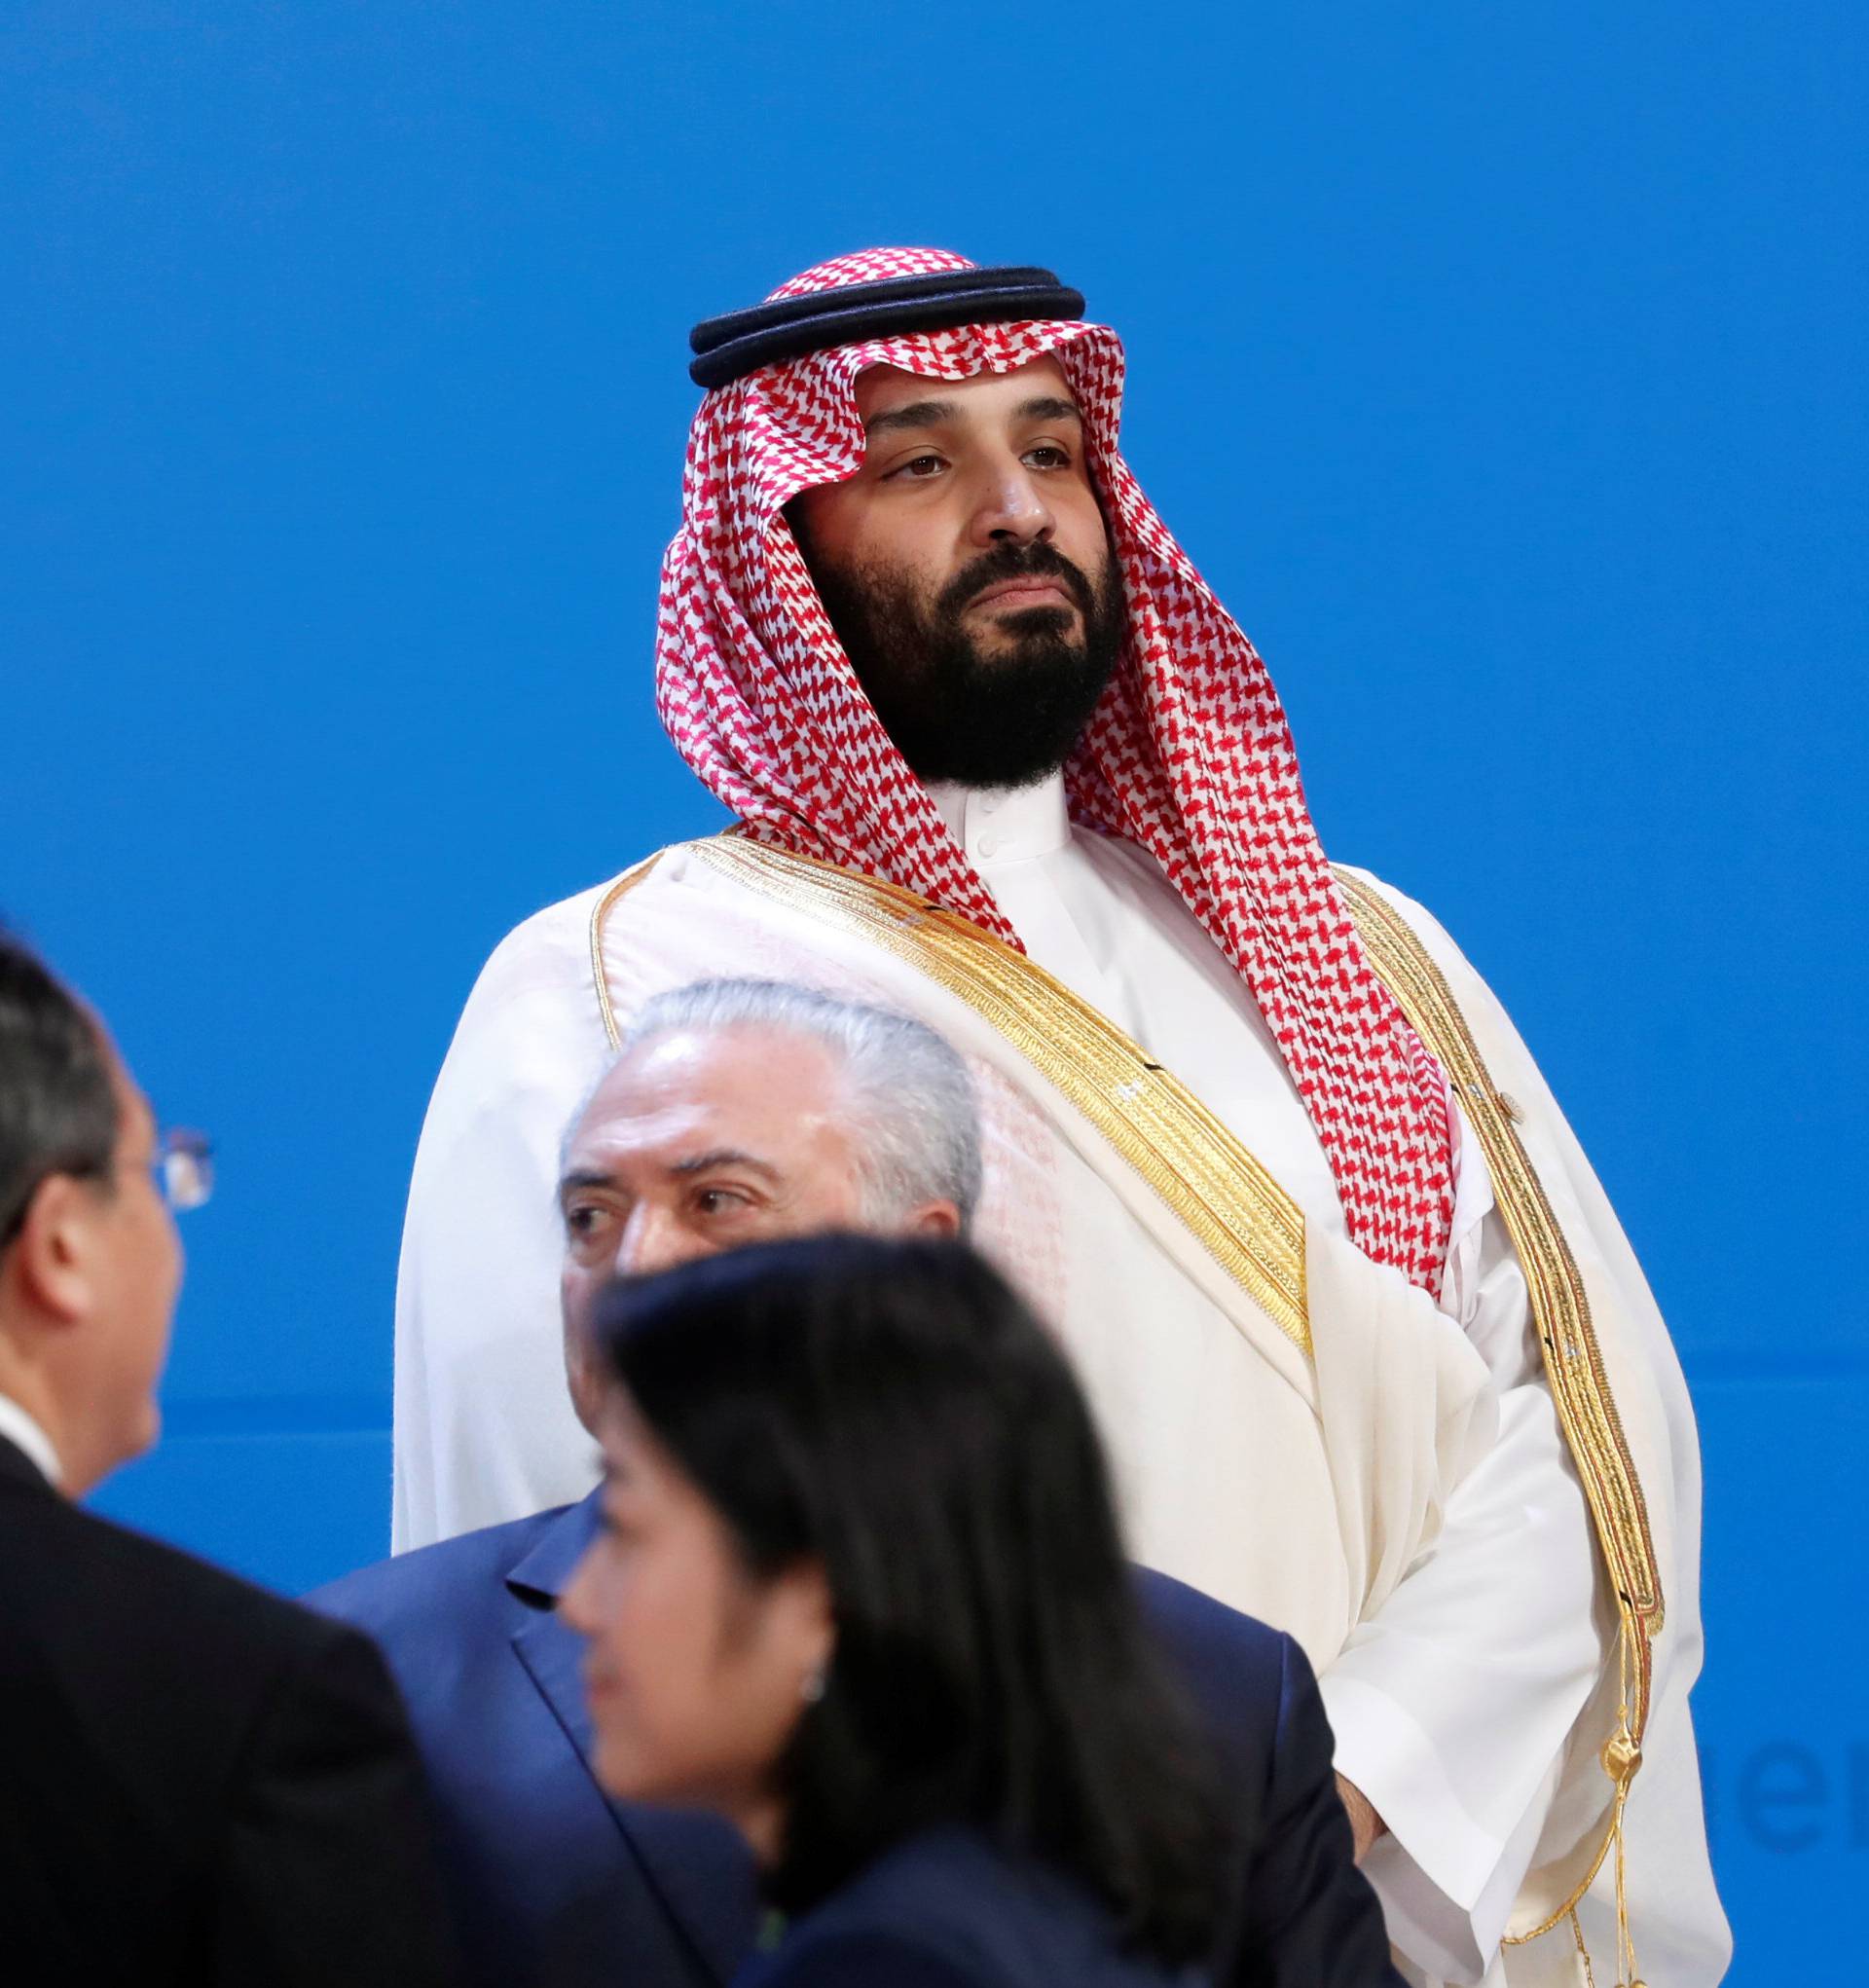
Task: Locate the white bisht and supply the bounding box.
[394,834,1726,1988]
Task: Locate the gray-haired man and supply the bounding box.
[315,980,1399,1988]
[553,979,976,1435]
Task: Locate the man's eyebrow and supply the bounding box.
[863,394,1082,442]
[668,1148,782,1181]
[863,398,957,439]
[558,1167,615,1199]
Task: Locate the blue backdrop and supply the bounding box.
[5,5,1862,1977]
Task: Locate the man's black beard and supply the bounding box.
[804,538,1126,789]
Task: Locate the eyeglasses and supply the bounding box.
[155,1127,214,1213]
[0,1125,215,1250]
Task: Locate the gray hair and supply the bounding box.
[619,978,983,1230]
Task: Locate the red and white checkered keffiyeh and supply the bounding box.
[656,246,1454,1292]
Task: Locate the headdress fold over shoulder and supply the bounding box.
[687,265,1085,387]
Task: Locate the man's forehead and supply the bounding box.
[570,1042,732,1155]
[853,353,1075,422]
[567,1024,842,1160]
[567,1086,719,1164]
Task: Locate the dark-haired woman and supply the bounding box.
[559,1233,1233,1987]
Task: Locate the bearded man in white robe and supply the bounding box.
[393,248,1727,1987]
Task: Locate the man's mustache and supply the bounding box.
[936,542,1097,622]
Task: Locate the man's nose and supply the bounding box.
[967,460,1055,549]
[613,1204,703,1278]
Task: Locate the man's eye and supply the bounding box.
[564,1203,605,1237]
[1024,445,1071,469]
[885,454,946,481]
[694,1187,750,1216]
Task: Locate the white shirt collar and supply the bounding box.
[0,1391,61,1489]
[924,772,1073,867]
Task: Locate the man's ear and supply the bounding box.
[899,1198,963,1240]
[7,1174,101,1328]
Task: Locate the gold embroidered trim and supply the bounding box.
[588,854,666,1049]
[1335,869,1662,1656]
[1337,867,1659,1967]
[679,835,1310,1354]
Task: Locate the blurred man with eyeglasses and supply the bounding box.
[0,929,458,1984]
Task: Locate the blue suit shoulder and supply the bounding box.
[309,1504,581,1749]
[1131,1565,1301,1803]
[1130,1567,1401,1987]
[308,1496,761,1988]
[312,1504,567,1635]
[308,1525,1397,1988]
[1133,1566,1292,1700]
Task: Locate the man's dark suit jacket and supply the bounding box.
[0,1433,458,1987]
[314,1491,1401,1988]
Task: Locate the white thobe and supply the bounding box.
[392,771,1717,1982]
[923,773,1601,1986]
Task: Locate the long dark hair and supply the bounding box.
[591,1233,1231,1966]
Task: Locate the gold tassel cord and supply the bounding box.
[1611,1626,1644,1988]
[1568,1907,1597,1988]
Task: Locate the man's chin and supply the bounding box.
[967,607,1083,656]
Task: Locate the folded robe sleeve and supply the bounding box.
[1318,1134,1604,1984]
